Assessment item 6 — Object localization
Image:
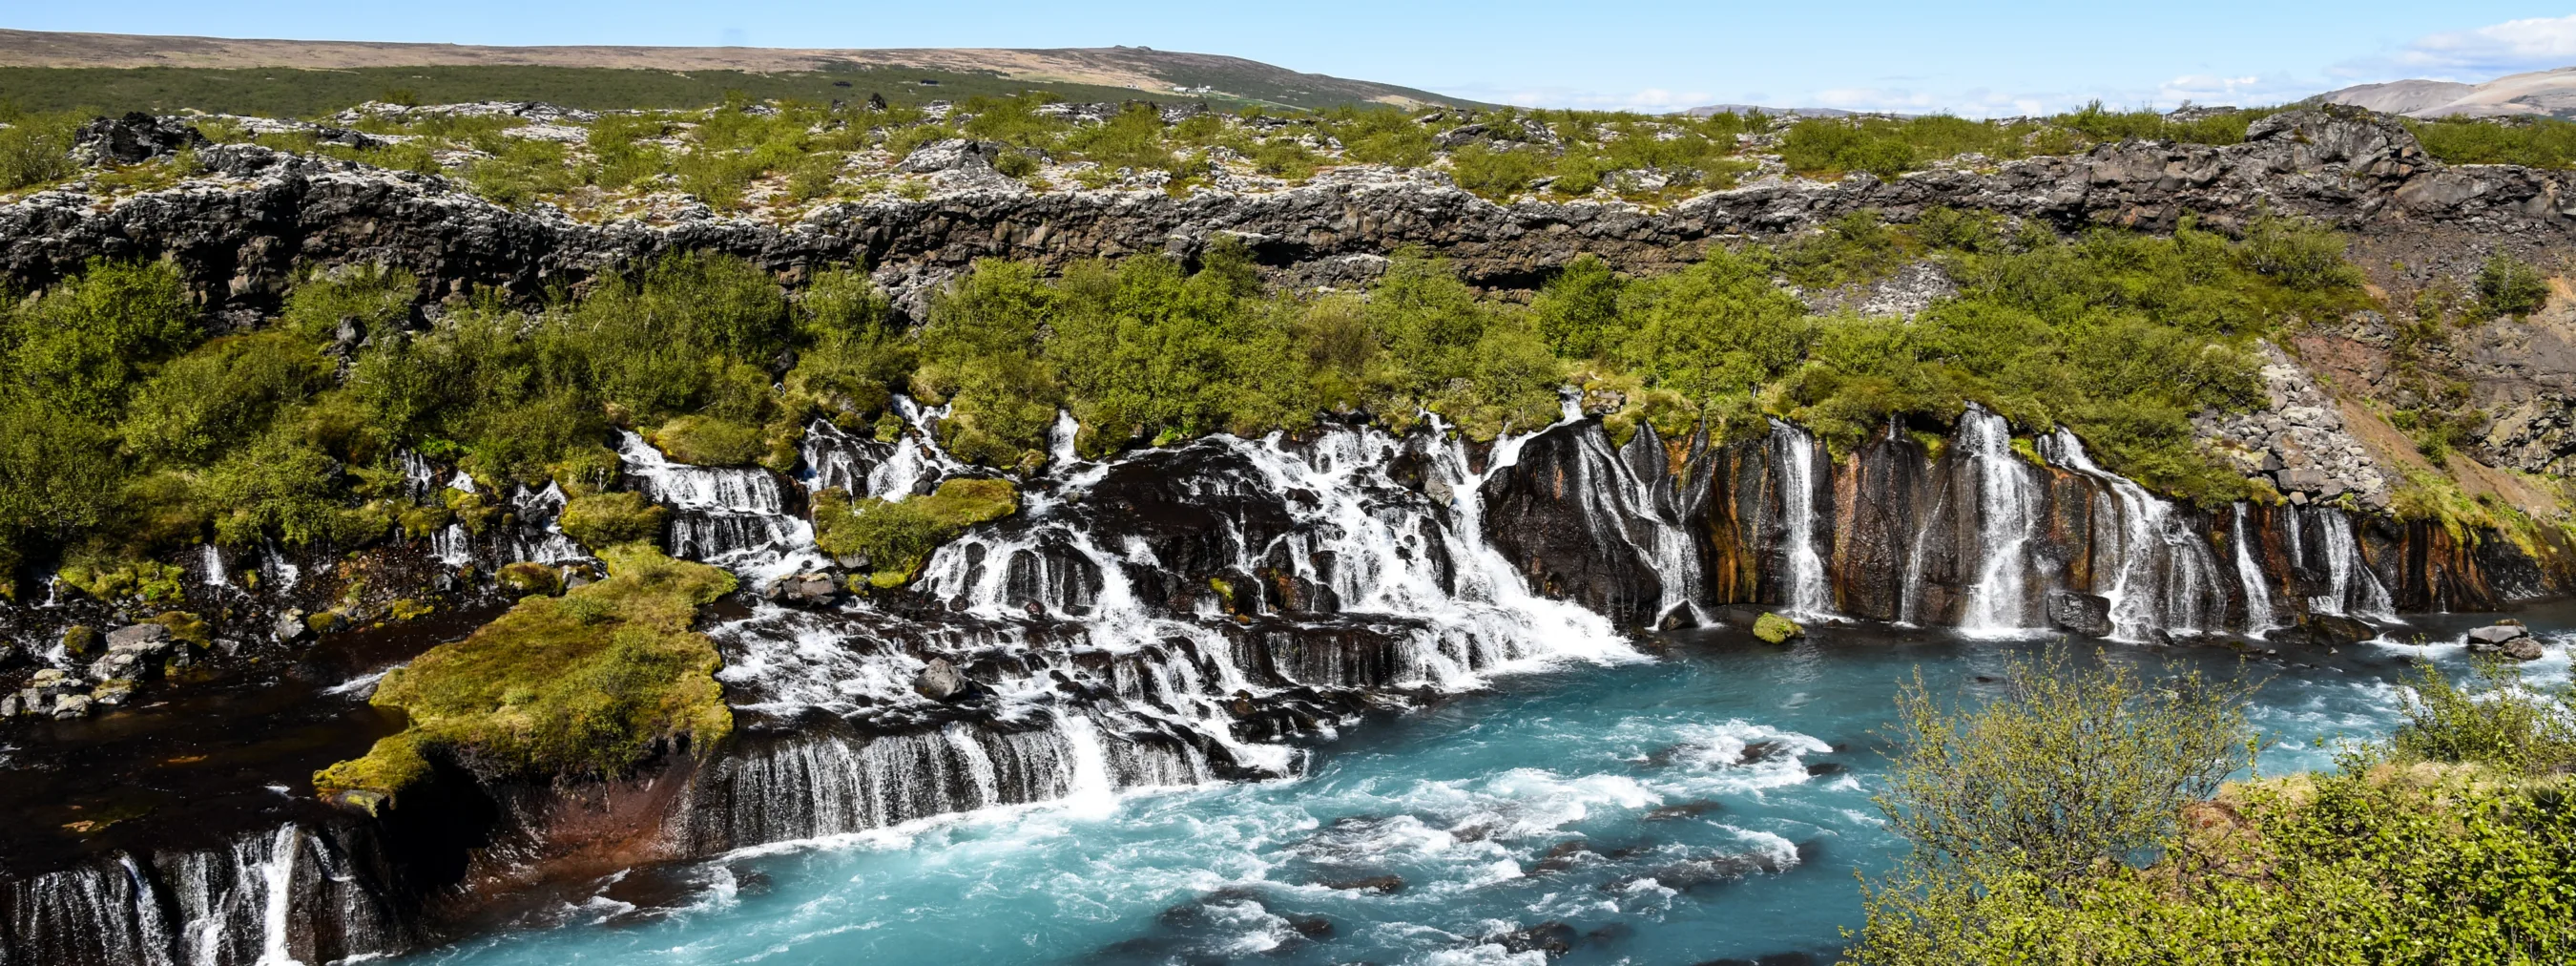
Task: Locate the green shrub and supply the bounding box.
[2475,250,2552,321]
[0,108,78,190]
[1447,142,1548,199]
[557,491,669,550]
[2,258,198,412]
[316,544,734,797]
[2409,116,2576,169]
[1779,119,1917,179]
[2387,653,2576,776]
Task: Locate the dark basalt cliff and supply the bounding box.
[2,106,2567,326]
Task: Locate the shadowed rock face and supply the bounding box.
[3,106,2569,326]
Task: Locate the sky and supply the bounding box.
[12,3,2576,115]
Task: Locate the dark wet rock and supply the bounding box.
[89,651,146,682]
[763,572,839,606]
[1805,761,1848,777]
[50,693,93,719]
[1533,838,1595,872]
[913,658,971,701]
[29,668,78,695]
[2046,590,2113,637]
[60,624,101,659]
[1318,874,1404,894]
[1734,740,1787,766]
[1285,915,1334,939]
[1486,920,1579,956]
[1645,800,1724,821]
[90,679,135,708]
[74,112,207,164]
[2269,613,2377,648]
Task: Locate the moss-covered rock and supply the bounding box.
[150,611,210,648]
[649,414,766,467]
[61,624,100,658]
[811,478,1018,585]
[558,491,668,550]
[497,561,563,597]
[314,545,736,802]
[1754,612,1804,644]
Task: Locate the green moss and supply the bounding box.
[497,561,564,597]
[57,558,187,604]
[60,624,100,658]
[1753,612,1803,643]
[649,414,766,466]
[558,491,669,550]
[149,611,210,647]
[314,545,736,799]
[387,598,433,622]
[812,478,1018,584]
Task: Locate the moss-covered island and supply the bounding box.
[313,544,735,806]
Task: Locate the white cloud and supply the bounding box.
[2385,13,2576,79]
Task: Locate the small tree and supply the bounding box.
[2475,250,2551,321]
[1851,648,2263,964]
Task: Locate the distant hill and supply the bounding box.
[1683,103,1858,118]
[2315,66,2576,120]
[0,29,1470,113]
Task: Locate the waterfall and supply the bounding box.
[700,415,1637,854]
[251,826,300,966]
[2041,430,2228,639]
[2306,507,2397,623]
[1956,409,2040,637]
[1770,420,1833,620]
[616,430,816,578]
[2232,504,2275,632]
[200,544,227,588]
[0,823,404,966]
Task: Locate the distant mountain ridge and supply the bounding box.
[2316,66,2576,120]
[0,29,1468,111]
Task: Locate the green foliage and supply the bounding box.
[650,414,765,466]
[1321,106,1435,167]
[2474,250,2552,321]
[557,491,670,550]
[1780,119,1918,179]
[812,477,1018,583]
[2387,653,2576,777]
[1,258,198,412]
[1531,255,1624,359]
[1447,142,1548,199]
[315,544,735,796]
[0,107,79,191]
[2409,116,2576,170]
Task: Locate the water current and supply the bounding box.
[408,608,2576,966]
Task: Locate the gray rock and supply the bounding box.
[2046,591,2114,637]
[14,690,42,716]
[0,693,15,717]
[2467,623,2533,646]
[913,658,971,702]
[51,693,92,719]
[91,679,135,707]
[274,609,311,643]
[91,651,145,682]
[29,668,74,694]
[74,112,208,164]
[105,623,173,656]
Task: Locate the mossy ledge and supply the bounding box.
[313,544,736,805]
[812,477,1019,587]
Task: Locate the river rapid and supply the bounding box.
[408,607,2574,966]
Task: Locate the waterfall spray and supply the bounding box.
[1957,409,2040,636]
[1770,420,1834,620]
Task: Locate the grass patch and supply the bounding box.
[557,491,669,550]
[811,477,1018,584]
[314,544,735,799]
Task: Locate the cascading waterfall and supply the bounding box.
[1769,420,1834,620]
[2231,504,2276,632]
[1956,409,2041,637]
[2041,430,2229,639]
[2305,507,2398,623]
[0,824,402,966]
[615,430,815,575]
[698,413,1636,853]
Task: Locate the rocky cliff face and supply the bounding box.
[3,106,2567,325]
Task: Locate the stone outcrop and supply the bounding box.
[5,106,2572,326]
[2194,341,2396,507]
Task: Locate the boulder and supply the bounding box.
[274,608,311,642]
[913,658,971,702]
[90,651,145,682]
[51,693,93,719]
[0,693,15,717]
[1486,921,1579,956]
[12,688,40,715]
[61,625,101,659]
[2046,591,2114,637]
[1319,874,1405,894]
[766,572,840,606]
[105,623,174,656]
[1752,612,1803,644]
[91,679,135,707]
[29,668,76,695]
[2269,613,2377,648]
[2468,621,2545,661]
[74,112,208,164]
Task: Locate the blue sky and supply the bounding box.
[13,3,2576,114]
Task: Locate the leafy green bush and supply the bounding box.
[2475,250,2552,321]
[1779,120,1918,179]
[2388,653,2576,776]
[0,108,78,191]
[1447,142,1548,199]
[2409,116,2576,169]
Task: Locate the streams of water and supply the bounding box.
[1769,421,1834,621]
[1955,408,2040,636]
[410,612,2575,966]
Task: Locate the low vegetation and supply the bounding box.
[1847,649,2576,965]
[812,477,1019,586]
[0,199,2370,588]
[313,544,735,799]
